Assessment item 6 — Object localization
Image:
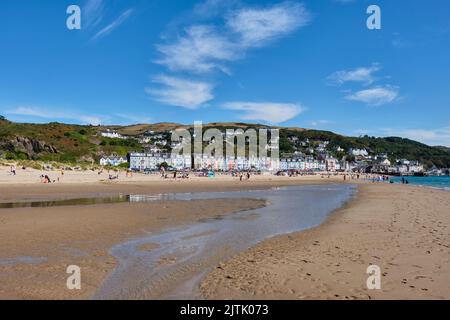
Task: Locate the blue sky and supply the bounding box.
[1,0,449,146]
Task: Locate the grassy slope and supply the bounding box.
[0,120,143,163]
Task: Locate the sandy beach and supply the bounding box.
[201,184,450,300]
[0,166,449,300]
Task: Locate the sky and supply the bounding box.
[1,0,449,146]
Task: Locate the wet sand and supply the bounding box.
[200,184,450,300]
[0,198,266,299]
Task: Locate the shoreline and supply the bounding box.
[0,172,354,203]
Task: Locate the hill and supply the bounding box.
[1,117,449,168]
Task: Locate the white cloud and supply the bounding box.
[6,106,104,125]
[155,25,237,74]
[310,120,332,127]
[327,64,381,86]
[226,2,310,48]
[151,2,312,109]
[222,101,304,123]
[345,86,399,106]
[154,2,311,75]
[91,8,134,41]
[146,75,214,109]
[381,127,450,147]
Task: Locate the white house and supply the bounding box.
[129,153,191,171]
[100,156,128,167]
[350,148,369,157]
[101,129,124,139]
[325,157,340,172]
[408,161,424,173]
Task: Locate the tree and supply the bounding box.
[158,162,169,170]
[0,115,6,121]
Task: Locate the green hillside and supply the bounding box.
[278,130,450,168]
[0,118,143,163]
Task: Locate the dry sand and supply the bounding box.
[200,184,450,300]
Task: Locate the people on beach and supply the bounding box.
[160,166,166,179]
[40,175,52,183]
[10,165,16,176]
[108,174,119,180]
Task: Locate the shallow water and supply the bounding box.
[93,184,356,300]
[0,256,47,266]
[0,194,171,209]
[390,176,450,190]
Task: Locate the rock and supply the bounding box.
[0,136,58,158]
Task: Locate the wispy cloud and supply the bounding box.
[392,32,411,48]
[155,2,310,75]
[345,86,399,106]
[146,75,214,109]
[6,106,105,125]
[310,119,332,127]
[150,1,311,110]
[91,8,134,41]
[381,127,450,147]
[327,64,381,86]
[155,25,238,74]
[84,0,106,29]
[227,2,311,48]
[222,101,304,123]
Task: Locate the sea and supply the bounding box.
[390,176,450,190]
